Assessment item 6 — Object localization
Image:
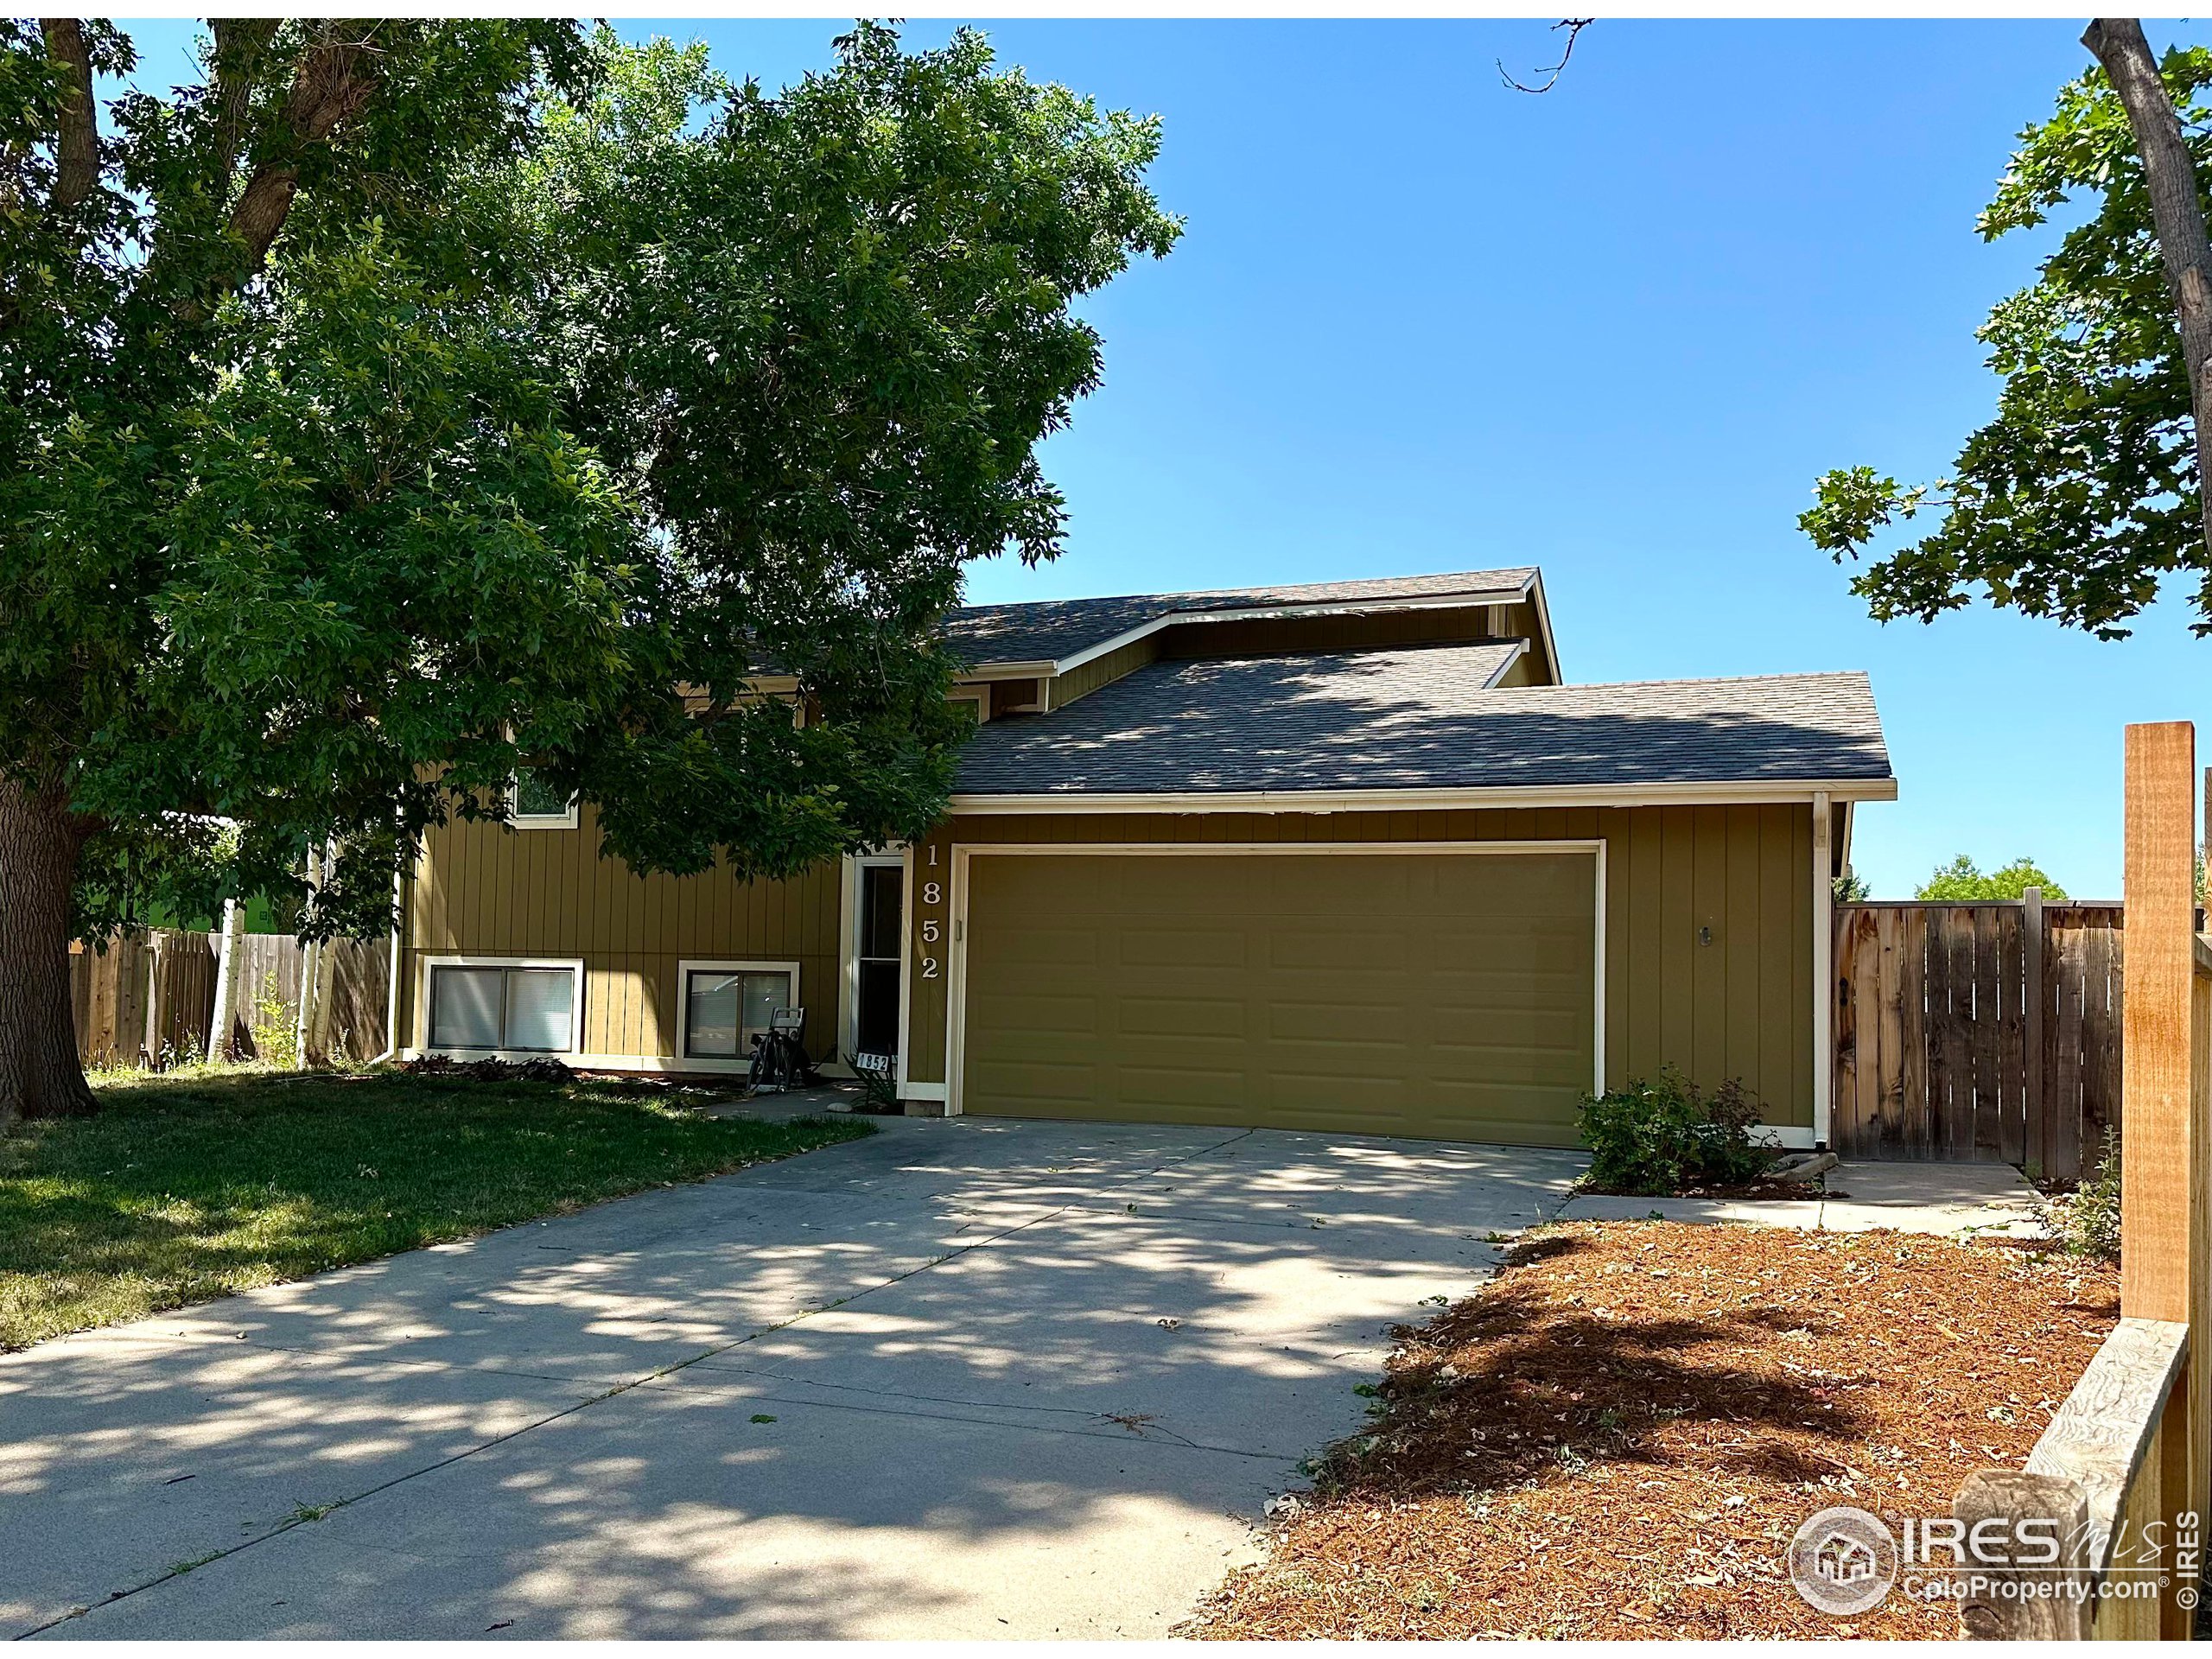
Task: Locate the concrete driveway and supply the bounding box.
[3,1115,1581,1640]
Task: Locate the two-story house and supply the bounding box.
[394,566,1894,1149]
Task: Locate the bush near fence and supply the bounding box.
[67,931,390,1070]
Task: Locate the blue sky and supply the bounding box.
[122,20,2211,896]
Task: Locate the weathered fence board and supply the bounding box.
[70,931,389,1071]
[1832,898,2126,1179]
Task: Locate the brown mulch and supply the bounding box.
[1189,1220,2119,1640]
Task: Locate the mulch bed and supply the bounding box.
[1189,1220,2118,1640]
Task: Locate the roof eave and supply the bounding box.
[948,777,1900,816]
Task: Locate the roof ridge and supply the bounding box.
[950,566,1536,619]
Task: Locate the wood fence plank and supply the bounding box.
[1849,911,1882,1156]
[1875,906,1906,1149]
[1997,905,2026,1166]
[1832,908,1861,1154]
[2053,918,2086,1185]
[1973,904,2002,1159]
[2024,888,2047,1178]
[1945,909,1977,1160]
[1899,906,1929,1158]
[1922,909,1950,1159]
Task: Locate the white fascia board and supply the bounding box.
[1042,588,1532,678]
[949,778,1901,815]
[1522,569,1563,683]
[1480,639,1531,688]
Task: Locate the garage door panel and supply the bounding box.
[1117,1065,1252,1109]
[1115,930,1249,969]
[961,850,1595,1146]
[1116,995,1247,1039]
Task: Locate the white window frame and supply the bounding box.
[506,774,579,830]
[949,687,989,725]
[420,956,585,1058]
[674,958,802,1074]
[838,851,911,1085]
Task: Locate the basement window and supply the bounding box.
[427,961,581,1053]
[680,963,799,1062]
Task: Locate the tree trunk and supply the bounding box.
[0,776,97,1124]
[210,896,245,1060]
[2084,19,2212,560]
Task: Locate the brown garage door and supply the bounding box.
[956,849,1597,1145]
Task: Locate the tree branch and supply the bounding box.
[1500,19,1593,96]
[207,18,282,202]
[226,20,385,276]
[39,17,99,208]
[2083,17,2212,561]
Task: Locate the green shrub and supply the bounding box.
[2049,1128,2122,1262]
[251,971,299,1071]
[1577,1068,1776,1195]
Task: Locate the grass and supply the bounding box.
[0,1065,874,1351]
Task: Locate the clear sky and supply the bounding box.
[119,18,2212,897]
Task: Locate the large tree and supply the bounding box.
[0,21,1176,1124]
[1802,23,2212,639]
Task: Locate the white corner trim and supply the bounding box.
[419,956,585,1056]
[1811,792,1834,1151]
[1523,567,1562,683]
[673,958,802,1066]
[949,778,1899,817]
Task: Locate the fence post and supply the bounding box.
[2120,721,2205,1637]
[2024,887,2046,1177]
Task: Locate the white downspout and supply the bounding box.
[1812,791,1834,1150]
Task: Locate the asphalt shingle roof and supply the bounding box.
[943,568,1536,668]
[952,642,1892,797]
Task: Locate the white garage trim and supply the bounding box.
[945,840,1608,1124]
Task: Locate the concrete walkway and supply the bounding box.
[1555,1158,2046,1237]
[2,1116,1583,1641]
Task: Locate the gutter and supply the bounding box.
[948,778,1901,816]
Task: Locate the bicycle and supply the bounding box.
[747,1007,815,1094]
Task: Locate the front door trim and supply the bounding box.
[945,839,1608,1121]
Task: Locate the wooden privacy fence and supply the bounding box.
[69,930,391,1070]
[1960,723,2210,1640]
[1831,898,2125,1180]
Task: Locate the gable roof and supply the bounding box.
[952,642,1893,802]
[943,567,1539,670]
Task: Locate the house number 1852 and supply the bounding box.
[918,847,944,978]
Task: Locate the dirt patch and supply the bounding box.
[1190,1220,2118,1640]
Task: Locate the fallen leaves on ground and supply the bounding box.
[1189,1220,2118,1640]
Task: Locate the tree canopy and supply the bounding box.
[0,19,1176,1120]
[1801,46,2212,639]
[1914,855,2070,902]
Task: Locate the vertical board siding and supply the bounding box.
[1830,900,2127,1177]
[932,802,1816,1128]
[402,804,842,1068]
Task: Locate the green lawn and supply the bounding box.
[0,1066,874,1351]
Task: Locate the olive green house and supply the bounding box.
[393,567,1896,1149]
